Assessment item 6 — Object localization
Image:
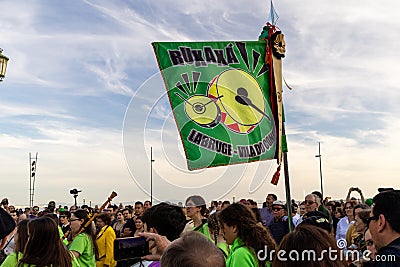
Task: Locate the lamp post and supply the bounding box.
[0,48,9,81]
[315,142,323,198]
[150,147,155,204]
[29,152,38,208]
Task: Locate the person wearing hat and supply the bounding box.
[299,210,332,233]
[267,200,291,244]
[184,195,212,240]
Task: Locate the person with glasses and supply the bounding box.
[95,213,116,267]
[68,209,99,267]
[364,229,377,261]
[304,194,319,213]
[268,200,291,244]
[345,204,370,248]
[30,206,39,218]
[184,195,210,239]
[59,211,71,234]
[367,190,400,266]
[336,201,355,242]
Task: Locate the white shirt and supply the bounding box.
[336,216,354,242]
[292,214,301,226]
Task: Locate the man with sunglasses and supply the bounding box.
[268,200,290,244]
[368,190,400,266]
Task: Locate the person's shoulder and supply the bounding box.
[1,252,21,267]
[381,237,400,254]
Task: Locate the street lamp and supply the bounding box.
[150,147,155,204]
[315,142,323,198]
[0,48,9,81]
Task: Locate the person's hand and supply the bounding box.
[139,232,171,261]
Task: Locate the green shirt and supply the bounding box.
[58,225,69,246]
[194,221,212,241]
[1,252,80,267]
[69,233,96,267]
[226,237,258,267]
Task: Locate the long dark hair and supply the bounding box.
[73,209,99,260]
[273,224,346,267]
[14,219,29,254]
[219,203,276,265]
[19,217,72,267]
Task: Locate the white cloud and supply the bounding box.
[1,0,399,206]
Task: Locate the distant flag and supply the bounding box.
[267,0,279,25]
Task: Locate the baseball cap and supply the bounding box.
[300,211,331,233]
[365,198,373,207]
[272,200,285,208]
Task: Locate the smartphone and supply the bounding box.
[114,236,150,261]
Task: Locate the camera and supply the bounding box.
[114,237,150,261]
[70,189,81,195]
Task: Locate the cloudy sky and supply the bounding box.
[1,0,399,207]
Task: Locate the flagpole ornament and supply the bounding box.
[0,48,9,81]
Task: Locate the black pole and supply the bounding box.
[282,124,293,232]
[150,147,155,204]
[315,142,323,198]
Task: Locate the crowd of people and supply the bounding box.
[0,187,399,267]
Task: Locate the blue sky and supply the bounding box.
[1,0,399,207]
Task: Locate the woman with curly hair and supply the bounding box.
[219,203,276,267]
[68,209,99,267]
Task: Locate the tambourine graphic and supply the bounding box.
[208,69,268,134]
[184,95,221,128]
[182,69,270,134]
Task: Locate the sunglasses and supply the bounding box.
[345,206,353,210]
[305,200,316,205]
[59,215,66,218]
[365,215,379,227]
[272,207,283,211]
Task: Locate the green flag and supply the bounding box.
[153,41,277,170]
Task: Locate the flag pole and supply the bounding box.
[282,124,293,232]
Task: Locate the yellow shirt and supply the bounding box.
[95,226,116,267]
[346,223,359,246]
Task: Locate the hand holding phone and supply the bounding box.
[114,237,150,261]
